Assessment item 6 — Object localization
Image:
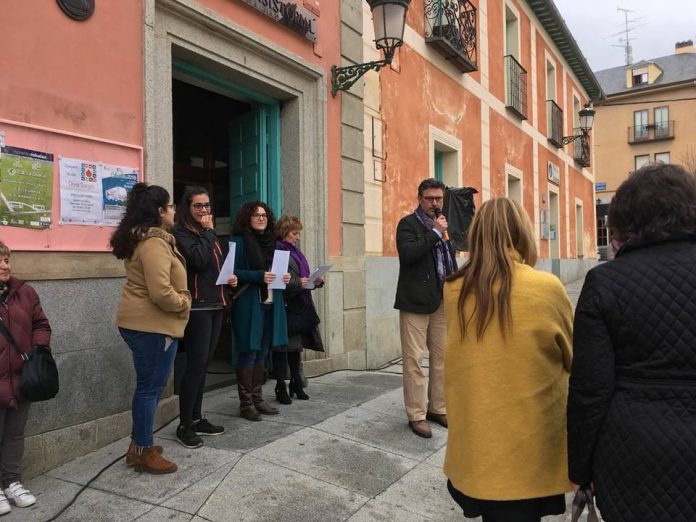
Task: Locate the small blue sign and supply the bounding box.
[595,182,607,191]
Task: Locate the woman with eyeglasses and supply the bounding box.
[111,183,191,474]
[230,201,290,421]
[172,186,238,449]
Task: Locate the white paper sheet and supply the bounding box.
[268,250,290,289]
[215,242,237,285]
[305,264,332,289]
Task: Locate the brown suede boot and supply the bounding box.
[238,368,262,421]
[126,438,163,467]
[252,364,279,415]
[131,446,177,474]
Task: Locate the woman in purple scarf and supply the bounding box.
[273,215,325,404]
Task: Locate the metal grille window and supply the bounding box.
[505,55,527,120]
[573,129,591,167]
[424,0,477,73]
[547,100,563,148]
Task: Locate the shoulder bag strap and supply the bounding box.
[0,320,26,359]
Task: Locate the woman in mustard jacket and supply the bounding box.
[111,183,191,474]
[443,198,573,522]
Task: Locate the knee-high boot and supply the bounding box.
[252,364,279,415]
[237,367,261,421]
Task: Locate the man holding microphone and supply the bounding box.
[394,178,457,438]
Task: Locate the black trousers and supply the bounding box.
[272,351,301,381]
[179,309,223,426]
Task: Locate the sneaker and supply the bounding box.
[3,482,35,508]
[0,491,10,515]
[176,425,203,449]
[192,418,225,436]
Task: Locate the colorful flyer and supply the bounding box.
[59,157,103,225]
[100,163,138,226]
[0,146,53,229]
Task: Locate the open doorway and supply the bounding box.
[172,75,284,389]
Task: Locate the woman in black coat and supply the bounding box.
[567,163,696,522]
[272,215,324,404]
[172,186,237,449]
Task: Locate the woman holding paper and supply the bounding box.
[273,215,325,404]
[172,186,237,448]
[231,201,290,421]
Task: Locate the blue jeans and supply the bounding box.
[238,304,273,369]
[119,328,178,448]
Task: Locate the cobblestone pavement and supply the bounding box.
[6,278,591,522]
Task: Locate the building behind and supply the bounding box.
[593,40,696,258]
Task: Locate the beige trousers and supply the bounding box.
[399,301,446,421]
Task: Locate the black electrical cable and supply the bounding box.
[44,357,403,520]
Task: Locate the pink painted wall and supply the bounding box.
[197,0,343,256]
[0,1,143,251]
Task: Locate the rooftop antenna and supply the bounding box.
[611,6,640,65]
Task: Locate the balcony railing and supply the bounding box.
[547,100,563,148]
[505,55,527,120]
[424,0,477,73]
[627,120,675,143]
[573,129,591,167]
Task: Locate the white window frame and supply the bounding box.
[429,125,462,189]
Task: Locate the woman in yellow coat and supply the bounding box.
[443,198,573,522]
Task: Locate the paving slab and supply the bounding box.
[314,406,447,462]
[423,445,446,470]
[1,475,82,522]
[197,455,369,522]
[250,426,418,496]
[156,412,304,453]
[310,371,403,392]
[376,462,462,521]
[359,387,407,419]
[48,436,241,506]
[162,460,238,515]
[43,487,154,522]
[135,506,196,521]
[346,499,435,521]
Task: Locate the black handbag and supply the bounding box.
[285,293,320,337]
[0,321,59,402]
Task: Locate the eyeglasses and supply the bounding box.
[191,202,211,210]
[421,196,443,203]
[251,213,268,220]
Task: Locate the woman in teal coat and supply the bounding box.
[231,201,290,421]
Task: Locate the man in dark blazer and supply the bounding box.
[394,178,457,438]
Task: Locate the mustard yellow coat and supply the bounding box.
[443,262,573,501]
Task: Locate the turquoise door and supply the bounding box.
[229,104,282,220]
[229,108,266,218]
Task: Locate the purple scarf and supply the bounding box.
[276,240,310,277]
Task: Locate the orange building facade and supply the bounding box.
[357,0,604,363]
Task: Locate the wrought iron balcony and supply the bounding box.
[573,129,591,167]
[424,0,477,73]
[627,121,675,144]
[547,100,563,148]
[505,55,527,120]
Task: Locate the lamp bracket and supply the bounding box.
[561,129,590,146]
[331,56,392,97]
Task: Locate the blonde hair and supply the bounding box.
[275,215,303,240]
[0,241,10,257]
[449,197,537,340]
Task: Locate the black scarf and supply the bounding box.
[243,229,275,301]
[0,283,8,304]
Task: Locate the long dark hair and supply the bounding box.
[110,183,170,259]
[609,163,696,245]
[233,201,276,235]
[175,185,209,234]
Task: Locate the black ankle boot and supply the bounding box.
[275,380,292,405]
[289,378,309,400]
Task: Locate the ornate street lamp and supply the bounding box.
[562,106,596,145]
[331,0,411,97]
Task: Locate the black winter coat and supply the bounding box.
[172,226,227,309]
[568,239,696,522]
[394,213,457,314]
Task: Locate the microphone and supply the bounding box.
[434,208,449,241]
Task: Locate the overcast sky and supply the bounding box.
[552,0,696,72]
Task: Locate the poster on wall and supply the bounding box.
[100,163,137,226]
[60,157,138,226]
[0,146,53,229]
